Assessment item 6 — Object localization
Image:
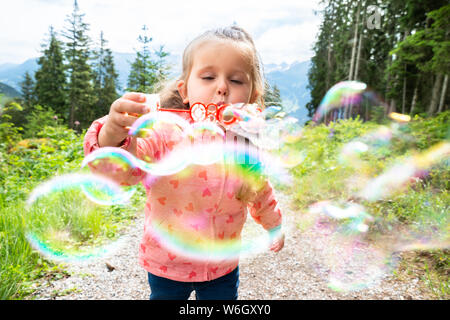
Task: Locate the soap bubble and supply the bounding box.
[128,110,192,139]
[145,214,274,262]
[189,122,225,165]
[226,104,305,153]
[355,141,449,202]
[299,201,399,292]
[25,173,133,262]
[27,173,135,206]
[262,105,283,119]
[313,81,387,123]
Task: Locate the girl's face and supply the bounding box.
[177,40,256,107]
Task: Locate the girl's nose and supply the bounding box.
[216,79,228,96]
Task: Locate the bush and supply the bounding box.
[23,105,64,138]
[0,101,23,149]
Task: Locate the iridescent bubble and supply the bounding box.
[228,109,305,153]
[278,117,304,144]
[26,173,133,262]
[190,121,225,140]
[307,201,374,234]
[325,239,399,292]
[133,142,291,262]
[358,142,450,201]
[27,173,134,206]
[26,231,126,263]
[276,145,305,169]
[338,141,370,165]
[128,110,192,140]
[190,122,226,165]
[146,217,273,262]
[313,81,386,123]
[225,103,266,134]
[82,146,189,177]
[300,201,398,291]
[81,146,142,183]
[262,105,283,119]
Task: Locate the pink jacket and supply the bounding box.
[83,114,282,282]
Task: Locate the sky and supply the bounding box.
[0,0,323,66]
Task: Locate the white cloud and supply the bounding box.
[255,21,321,65]
[0,0,323,65]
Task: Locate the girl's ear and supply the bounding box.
[177,80,189,104]
[250,89,260,104]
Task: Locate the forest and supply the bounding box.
[307,0,449,120]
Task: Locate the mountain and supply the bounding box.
[0,59,38,91]
[0,81,21,98]
[0,54,311,123]
[265,60,311,124]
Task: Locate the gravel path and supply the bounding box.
[28,191,434,300]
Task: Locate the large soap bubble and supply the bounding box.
[313,81,386,123]
[25,174,134,262]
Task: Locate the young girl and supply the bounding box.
[83,25,284,300]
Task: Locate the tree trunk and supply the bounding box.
[354,32,363,81]
[348,2,361,81]
[389,99,396,114]
[401,71,407,114]
[326,45,332,90]
[428,73,443,115]
[400,30,410,115]
[345,3,361,119]
[437,74,448,113]
[410,80,419,116]
[365,102,369,121]
[353,1,367,81]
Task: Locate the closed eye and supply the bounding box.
[231,79,243,84]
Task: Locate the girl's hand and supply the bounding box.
[99,92,150,147]
[269,232,285,252]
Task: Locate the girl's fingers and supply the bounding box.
[122,92,147,103]
[113,111,141,128]
[113,97,149,116]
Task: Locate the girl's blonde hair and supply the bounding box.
[159,25,265,109]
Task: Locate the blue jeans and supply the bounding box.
[148,267,239,300]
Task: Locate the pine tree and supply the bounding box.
[153,44,171,90]
[20,72,36,111]
[306,0,338,118]
[263,82,283,108]
[127,25,169,93]
[388,2,449,116]
[92,31,119,119]
[62,0,96,129]
[34,26,67,120]
[306,0,448,120]
[8,71,35,127]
